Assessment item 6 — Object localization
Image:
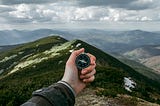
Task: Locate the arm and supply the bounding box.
[21,82,75,106]
[21,48,96,106]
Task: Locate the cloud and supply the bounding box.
[0,0,160,30]
[77,0,159,10]
[0,5,15,13]
[1,0,159,10]
[78,0,134,7]
[1,2,159,25]
[0,0,55,5]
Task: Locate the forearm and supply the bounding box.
[21,82,75,106]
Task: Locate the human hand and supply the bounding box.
[61,48,96,95]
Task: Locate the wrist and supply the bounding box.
[57,80,76,97]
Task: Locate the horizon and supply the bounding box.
[0,28,159,32]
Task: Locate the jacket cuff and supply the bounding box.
[57,80,76,97]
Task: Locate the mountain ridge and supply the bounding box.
[0,36,160,105]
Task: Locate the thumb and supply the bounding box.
[69,48,85,62]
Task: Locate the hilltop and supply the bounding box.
[0,36,160,105]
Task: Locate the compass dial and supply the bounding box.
[75,53,90,70]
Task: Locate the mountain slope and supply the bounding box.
[112,53,160,83]
[141,56,160,73]
[123,45,160,74]
[0,36,160,105]
[124,45,160,61]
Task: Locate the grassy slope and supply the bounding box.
[111,54,160,83]
[0,36,160,105]
[0,36,67,76]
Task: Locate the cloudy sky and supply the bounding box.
[0,0,160,31]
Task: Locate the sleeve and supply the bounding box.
[21,81,75,106]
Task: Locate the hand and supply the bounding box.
[61,48,96,95]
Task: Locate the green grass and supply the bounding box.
[0,36,160,105]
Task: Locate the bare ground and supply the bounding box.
[75,88,160,106]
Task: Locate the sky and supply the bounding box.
[0,0,160,31]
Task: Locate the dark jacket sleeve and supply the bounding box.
[21,82,75,106]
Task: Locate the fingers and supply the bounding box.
[80,69,96,79]
[81,64,96,74]
[83,75,95,83]
[87,53,96,65]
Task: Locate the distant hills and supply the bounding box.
[0,45,21,52]
[0,36,160,105]
[0,29,160,53]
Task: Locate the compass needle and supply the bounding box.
[75,53,91,70]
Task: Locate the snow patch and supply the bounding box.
[69,49,74,53]
[44,41,72,55]
[124,77,136,92]
[0,54,17,63]
[0,69,4,74]
[18,51,24,55]
[76,43,81,48]
[9,57,49,74]
[33,65,36,68]
[58,61,63,65]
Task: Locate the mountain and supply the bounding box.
[0,29,160,53]
[0,45,21,52]
[0,36,160,105]
[123,45,160,73]
[124,45,160,61]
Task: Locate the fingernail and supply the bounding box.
[82,70,86,74]
[80,75,83,79]
[83,79,86,82]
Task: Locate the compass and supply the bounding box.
[75,53,90,70]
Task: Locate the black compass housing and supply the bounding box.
[75,53,90,70]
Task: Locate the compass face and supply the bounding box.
[75,53,90,70]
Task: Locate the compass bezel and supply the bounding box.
[75,53,91,70]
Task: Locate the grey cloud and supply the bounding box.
[0,6,15,13]
[77,0,157,10]
[78,0,134,7]
[0,0,55,5]
[1,0,158,10]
